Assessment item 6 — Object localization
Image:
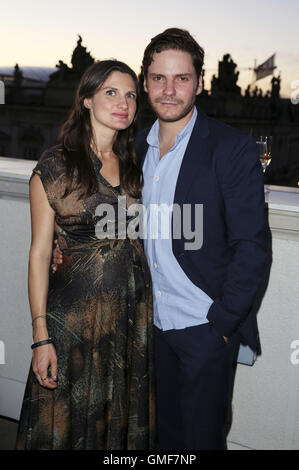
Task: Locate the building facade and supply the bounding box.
[1,38,299,186]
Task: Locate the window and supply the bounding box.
[23,146,39,160]
[0,144,6,156]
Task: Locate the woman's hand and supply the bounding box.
[32,343,58,389]
[52,239,63,274]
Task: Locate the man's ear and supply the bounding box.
[83,97,91,109]
[143,77,148,93]
[196,75,203,96]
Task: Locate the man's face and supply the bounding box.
[144,49,202,123]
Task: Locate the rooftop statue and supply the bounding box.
[55,60,69,80]
[71,35,94,75]
[252,86,258,98]
[211,54,241,95]
[49,35,95,84]
[13,63,23,87]
[271,75,281,99]
[211,74,218,95]
[245,84,251,98]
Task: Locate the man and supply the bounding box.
[54,28,268,450]
[135,28,267,450]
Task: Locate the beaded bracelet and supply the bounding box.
[31,338,53,350]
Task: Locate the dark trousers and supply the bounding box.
[154,323,239,450]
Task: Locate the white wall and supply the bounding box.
[228,236,299,449]
[227,189,299,449]
[0,159,34,419]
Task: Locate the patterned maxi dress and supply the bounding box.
[15,148,156,450]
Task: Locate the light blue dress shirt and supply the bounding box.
[142,107,214,331]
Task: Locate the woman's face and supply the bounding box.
[84,71,137,133]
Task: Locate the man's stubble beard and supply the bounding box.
[147,92,197,123]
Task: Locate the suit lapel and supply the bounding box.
[135,128,151,167]
[173,109,210,205]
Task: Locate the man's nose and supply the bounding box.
[163,79,176,96]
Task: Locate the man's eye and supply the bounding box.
[153,76,162,81]
[177,76,188,81]
[106,90,116,96]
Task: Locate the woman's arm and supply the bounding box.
[29,174,58,389]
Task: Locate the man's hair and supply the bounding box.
[142,28,204,79]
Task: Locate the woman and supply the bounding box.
[16,60,156,450]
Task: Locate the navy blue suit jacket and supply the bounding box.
[135,109,268,350]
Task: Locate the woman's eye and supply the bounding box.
[127,92,136,99]
[106,90,116,96]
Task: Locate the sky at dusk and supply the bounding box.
[1,0,299,98]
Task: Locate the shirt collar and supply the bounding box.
[147,106,198,149]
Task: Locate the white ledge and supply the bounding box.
[265,185,299,213]
[1,158,299,240]
[0,157,36,199]
[0,157,36,180]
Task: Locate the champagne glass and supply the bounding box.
[256,136,272,172]
[265,136,272,168]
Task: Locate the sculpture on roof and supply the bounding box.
[71,35,94,75]
[211,74,218,95]
[245,84,251,98]
[211,54,241,95]
[252,86,258,98]
[13,63,23,87]
[49,35,94,83]
[271,75,281,99]
[46,36,95,107]
[55,60,69,80]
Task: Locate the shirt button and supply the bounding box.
[154,175,159,181]
[157,291,162,296]
[154,263,157,269]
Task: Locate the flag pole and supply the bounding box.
[252,59,257,85]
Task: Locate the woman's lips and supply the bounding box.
[112,113,129,118]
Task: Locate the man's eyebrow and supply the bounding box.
[149,73,193,77]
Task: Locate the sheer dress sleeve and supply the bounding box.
[31,148,66,212]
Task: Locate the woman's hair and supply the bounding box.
[142,28,205,80]
[58,59,142,199]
